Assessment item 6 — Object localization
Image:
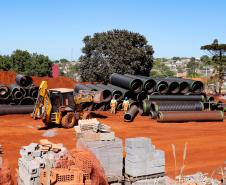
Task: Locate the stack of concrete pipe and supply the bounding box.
[0,74,38,115]
[74,73,225,123]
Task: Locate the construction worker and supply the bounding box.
[110,96,117,114]
[122,97,130,113]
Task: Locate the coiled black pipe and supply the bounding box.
[16,74,33,87]
[9,84,25,101]
[86,84,112,102]
[124,104,139,122]
[0,84,11,100]
[107,84,134,99]
[0,105,34,115]
[19,97,35,105]
[148,95,205,102]
[96,83,123,100]
[124,74,156,94]
[151,101,204,112]
[28,86,39,98]
[110,73,143,93]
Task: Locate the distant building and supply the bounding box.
[52,64,59,78]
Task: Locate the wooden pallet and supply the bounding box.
[124,172,165,183]
[107,175,125,184]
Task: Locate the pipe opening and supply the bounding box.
[14,91,23,100]
[157,83,168,94]
[124,114,132,121]
[19,97,35,105]
[131,81,142,93]
[145,80,156,93]
[168,82,180,94]
[192,81,204,93]
[180,82,190,94]
[136,92,147,101]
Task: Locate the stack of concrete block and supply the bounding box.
[125,137,165,177]
[18,140,68,185]
[77,138,123,177]
[75,118,115,141]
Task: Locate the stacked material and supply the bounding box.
[75,118,115,141]
[77,138,123,177]
[18,139,68,185]
[0,74,38,115]
[125,137,165,177]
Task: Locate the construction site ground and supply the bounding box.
[0,111,226,183]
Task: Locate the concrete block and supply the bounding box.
[126,137,152,149]
[99,132,115,141]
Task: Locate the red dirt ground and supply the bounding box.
[0,71,76,88]
[0,112,226,183]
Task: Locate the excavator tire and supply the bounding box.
[61,112,77,128]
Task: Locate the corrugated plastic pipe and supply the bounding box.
[0,84,11,100]
[9,84,25,101]
[107,84,134,99]
[152,102,204,111]
[148,95,205,101]
[16,74,33,87]
[0,105,34,115]
[125,74,157,94]
[110,73,143,93]
[74,84,95,92]
[157,111,224,122]
[19,97,35,105]
[96,83,123,100]
[124,104,139,122]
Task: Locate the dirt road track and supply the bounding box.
[0,112,226,183]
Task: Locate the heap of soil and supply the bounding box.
[0,71,76,89]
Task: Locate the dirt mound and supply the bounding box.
[0,71,76,89]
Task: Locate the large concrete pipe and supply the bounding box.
[96,83,123,100]
[124,104,139,122]
[16,74,33,87]
[107,84,134,99]
[125,74,156,94]
[157,111,224,122]
[148,95,205,102]
[109,73,143,93]
[0,105,34,115]
[9,84,26,101]
[86,84,112,102]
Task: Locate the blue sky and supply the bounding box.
[0,0,225,60]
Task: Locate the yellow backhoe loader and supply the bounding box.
[32,81,102,128]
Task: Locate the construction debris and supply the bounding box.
[125,137,165,177]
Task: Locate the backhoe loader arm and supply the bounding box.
[32,81,49,119]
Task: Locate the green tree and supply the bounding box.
[26,53,52,76]
[11,50,31,73]
[0,55,12,71]
[150,58,176,77]
[201,39,226,93]
[200,55,212,66]
[79,29,154,82]
[186,57,200,77]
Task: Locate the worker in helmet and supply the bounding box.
[110,96,117,114]
[122,97,130,113]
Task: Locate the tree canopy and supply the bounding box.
[150,58,176,77]
[201,39,226,93]
[79,29,154,82]
[0,50,52,76]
